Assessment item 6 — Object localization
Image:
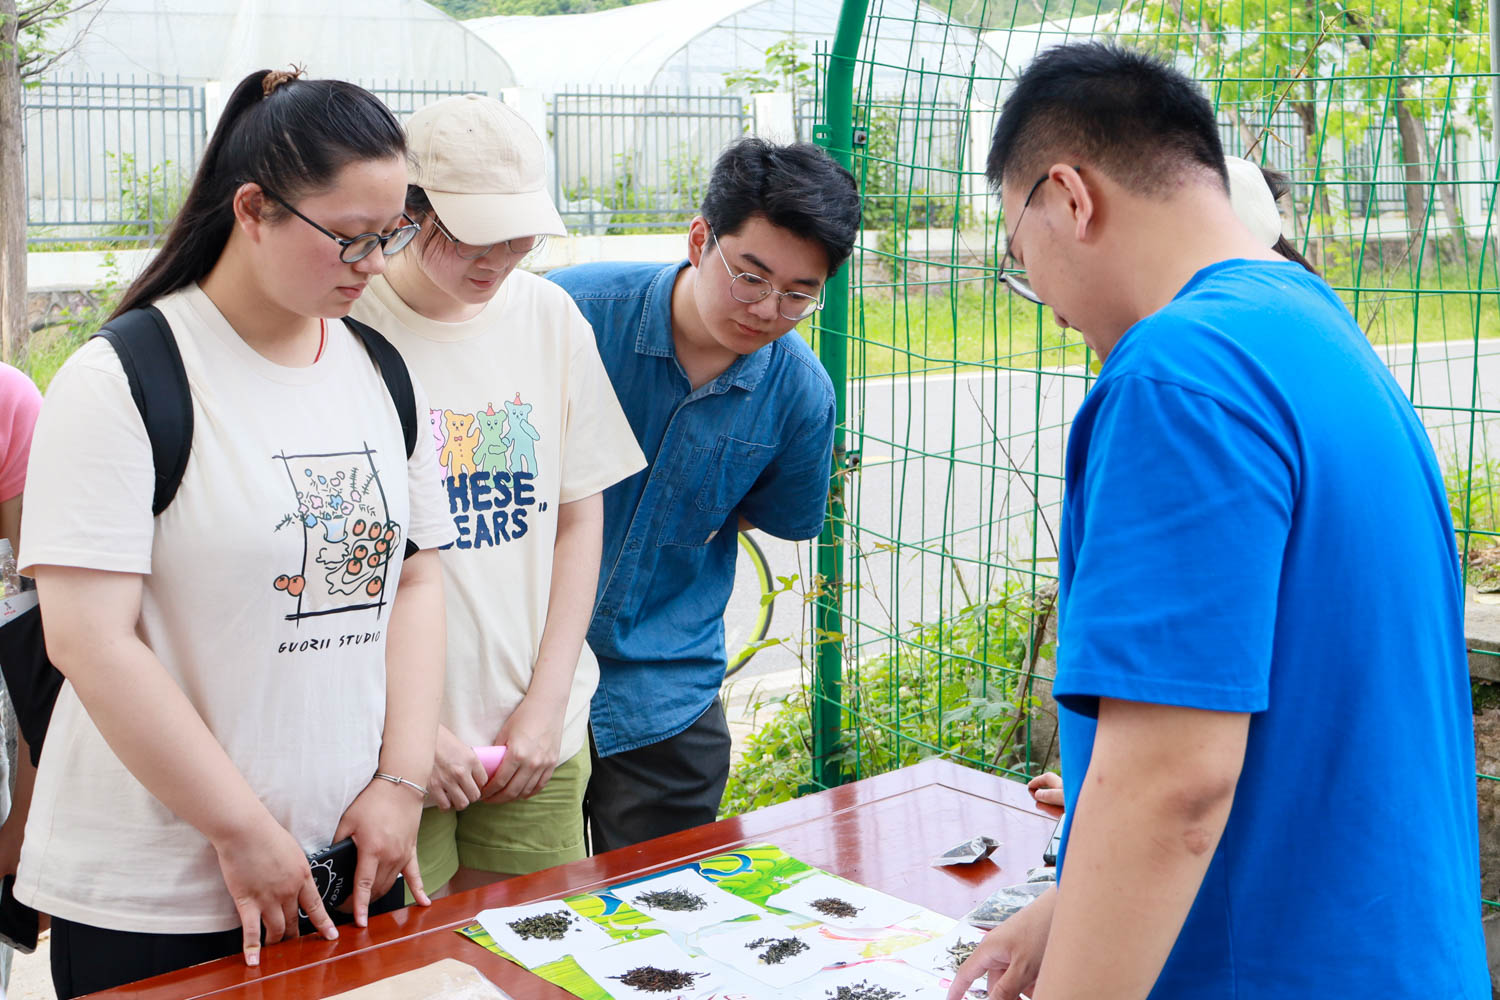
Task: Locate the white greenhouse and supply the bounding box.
[468,0,1004,234]
[471,0,1003,99]
[48,0,515,93]
[27,0,513,241]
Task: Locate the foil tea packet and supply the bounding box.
[931,835,1000,868]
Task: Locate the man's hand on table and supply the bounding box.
[947,885,1055,1000]
[1026,772,1063,811]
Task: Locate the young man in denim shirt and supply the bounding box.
[548,139,860,851]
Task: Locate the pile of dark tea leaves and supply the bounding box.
[746,935,810,964]
[636,888,709,912]
[824,979,902,1000]
[810,896,863,919]
[507,910,573,941]
[612,965,704,993]
[946,940,978,970]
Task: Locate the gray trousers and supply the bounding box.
[585,697,732,854]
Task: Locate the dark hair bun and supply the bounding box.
[262,65,305,98]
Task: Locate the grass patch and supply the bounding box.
[1450,456,1500,592]
[819,249,1500,381]
[20,266,123,392]
[720,583,1051,818]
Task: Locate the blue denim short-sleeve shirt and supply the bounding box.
[548,260,836,755]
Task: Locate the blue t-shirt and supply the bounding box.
[548,260,836,755]
[1054,259,1488,996]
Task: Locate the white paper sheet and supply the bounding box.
[894,923,989,991]
[802,960,951,999]
[610,867,764,932]
[695,914,843,988]
[572,933,724,1000]
[764,872,924,930]
[474,898,615,969]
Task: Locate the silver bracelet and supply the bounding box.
[372,771,428,798]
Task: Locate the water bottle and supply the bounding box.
[0,540,19,598]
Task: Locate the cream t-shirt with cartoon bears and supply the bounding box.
[16,284,452,933]
[354,269,644,763]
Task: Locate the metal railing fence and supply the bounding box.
[24,78,206,247]
[550,88,752,235]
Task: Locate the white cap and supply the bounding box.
[1225,156,1283,247]
[405,94,567,245]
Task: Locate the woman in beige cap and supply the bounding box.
[352,94,644,894]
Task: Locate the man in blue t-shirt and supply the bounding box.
[949,44,1489,1000]
[548,139,860,852]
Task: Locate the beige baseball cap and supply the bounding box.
[406,94,567,245]
[1225,156,1284,247]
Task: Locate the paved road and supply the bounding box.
[725,337,1500,681]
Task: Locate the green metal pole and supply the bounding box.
[810,0,868,792]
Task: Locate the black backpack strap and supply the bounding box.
[93,306,193,516]
[343,317,418,460]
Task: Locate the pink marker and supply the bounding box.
[473,745,507,779]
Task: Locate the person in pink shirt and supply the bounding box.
[0,361,42,986]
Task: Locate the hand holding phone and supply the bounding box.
[304,837,357,915]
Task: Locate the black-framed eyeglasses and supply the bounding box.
[431,216,547,261]
[711,232,825,322]
[1000,166,1081,306]
[260,187,420,263]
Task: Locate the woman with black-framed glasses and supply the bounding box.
[258,187,421,263]
[15,69,453,996]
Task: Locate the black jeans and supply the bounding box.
[50,881,406,998]
[585,697,732,854]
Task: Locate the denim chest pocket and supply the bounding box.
[659,435,774,547]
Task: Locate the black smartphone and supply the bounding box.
[304,836,357,916]
[298,837,406,934]
[1042,818,1063,866]
[0,874,38,952]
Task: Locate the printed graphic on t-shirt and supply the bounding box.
[432,395,548,551]
[271,447,403,620]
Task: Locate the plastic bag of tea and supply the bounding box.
[963,881,1051,929]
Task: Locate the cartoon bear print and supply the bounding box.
[474,403,511,474]
[501,392,541,477]
[440,409,480,478]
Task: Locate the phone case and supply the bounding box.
[304,837,357,915]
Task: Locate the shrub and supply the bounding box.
[721,582,1050,818]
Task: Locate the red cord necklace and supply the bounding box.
[313,318,327,363]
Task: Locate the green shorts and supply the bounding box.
[416,750,591,890]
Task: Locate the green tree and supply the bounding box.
[1111,0,1486,250]
[723,35,816,140]
[723,35,815,95]
[1,0,104,361]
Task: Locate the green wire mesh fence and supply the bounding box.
[723,0,1500,913]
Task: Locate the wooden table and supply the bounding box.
[97,759,1059,999]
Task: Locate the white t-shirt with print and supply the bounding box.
[353,270,643,762]
[15,284,452,934]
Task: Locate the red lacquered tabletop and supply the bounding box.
[91,759,1059,999]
